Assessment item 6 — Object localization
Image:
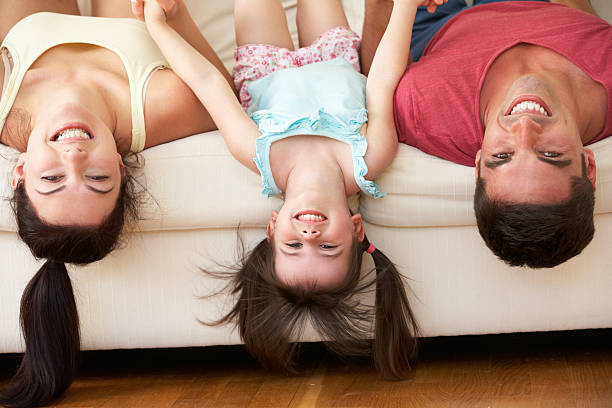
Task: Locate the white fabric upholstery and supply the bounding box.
[1,0,611,353]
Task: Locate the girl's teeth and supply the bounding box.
[298,214,325,222]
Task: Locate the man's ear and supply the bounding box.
[266,210,279,242]
[584,148,597,191]
[11,153,26,190]
[351,213,365,242]
[474,150,481,182]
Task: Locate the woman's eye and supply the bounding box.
[542,152,561,158]
[320,244,337,250]
[286,242,302,248]
[493,153,510,159]
[87,175,109,181]
[41,175,63,182]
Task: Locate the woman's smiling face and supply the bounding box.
[12,103,124,226]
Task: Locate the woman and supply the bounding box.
[0,1,232,406]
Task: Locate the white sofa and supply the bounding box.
[1,0,611,354]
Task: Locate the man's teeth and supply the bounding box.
[55,128,91,141]
[297,214,326,222]
[510,101,549,116]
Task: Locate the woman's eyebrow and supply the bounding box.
[35,186,66,195]
[34,185,114,195]
[86,185,114,194]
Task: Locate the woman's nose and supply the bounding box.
[61,147,88,168]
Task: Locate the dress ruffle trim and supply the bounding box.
[253,107,385,199]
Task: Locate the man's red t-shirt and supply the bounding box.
[394,2,612,167]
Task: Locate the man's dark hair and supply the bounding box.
[474,155,595,268]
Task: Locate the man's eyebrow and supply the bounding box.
[537,157,572,168]
[484,157,572,169]
[484,158,511,169]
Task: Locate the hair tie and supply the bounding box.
[366,243,375,254]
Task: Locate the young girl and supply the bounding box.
[139,0,446,378]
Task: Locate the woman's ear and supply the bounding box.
[351,213,365,242]
[118,153,126,177]
[12,153,26,190]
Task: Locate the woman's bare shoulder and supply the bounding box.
[143,68,218,148]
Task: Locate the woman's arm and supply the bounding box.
[363,0,445,179]
[132,0,233,90]
[140,0,260,173]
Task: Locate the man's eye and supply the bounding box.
[286,242,302,248]
[493,153,510,159]
[542,152,561,158]
[320,244,337,250]
[87,175,109,181]
[41,175,63,182]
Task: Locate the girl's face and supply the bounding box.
[267,199,365,289]
[11,103,124,226]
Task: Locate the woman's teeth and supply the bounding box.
[509,101,549,116]
[54,128,92,141]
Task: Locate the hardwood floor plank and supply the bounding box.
[248,374,304,407]
[1,330,612,407]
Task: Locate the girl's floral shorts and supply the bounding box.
[233,26,361,109]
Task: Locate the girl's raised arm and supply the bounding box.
[363,0,446,178]
[140,0,261,173]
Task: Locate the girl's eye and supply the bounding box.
[320,244,337,250]
[493,153,510,159]
[286,242,302,248]
[542,152,561,158]
[87,175,109,181]
[41,175,63,182]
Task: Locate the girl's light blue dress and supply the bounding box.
[248,58,385,199]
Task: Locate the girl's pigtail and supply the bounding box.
[363,236,419,380]
[214,238,299,373]
[0,260,80,408]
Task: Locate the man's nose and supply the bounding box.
[300,227,321,240]
[511,116,543,147]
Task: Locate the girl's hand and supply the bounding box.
[398,0,448,14]
[131,0,181,21]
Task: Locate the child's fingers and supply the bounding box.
[426,0,447,13]
[157,0,179,18]
[131,0,144,19]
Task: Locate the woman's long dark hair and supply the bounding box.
[0,159,142,408]
[211,232,419,380]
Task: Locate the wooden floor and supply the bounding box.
[2,329,612,407]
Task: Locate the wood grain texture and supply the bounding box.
[1,330,612,407]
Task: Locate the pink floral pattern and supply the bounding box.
[233,26,361,109]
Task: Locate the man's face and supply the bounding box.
[477,75,596,203]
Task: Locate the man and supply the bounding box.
[362,0,611,268]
